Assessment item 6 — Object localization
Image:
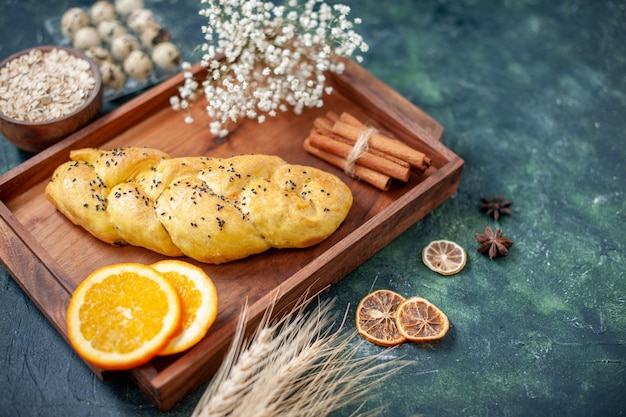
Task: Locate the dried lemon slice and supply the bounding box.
[395,296,450,342]
[422,239,467,275]
[356,289,406,346]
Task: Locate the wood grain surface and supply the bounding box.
[0,57,463,410]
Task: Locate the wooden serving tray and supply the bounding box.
[0,57,463,411]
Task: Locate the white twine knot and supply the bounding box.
[344,127,377,177]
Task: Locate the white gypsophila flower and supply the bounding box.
[171,0,368,137]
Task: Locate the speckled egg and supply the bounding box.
[115,0,144,17]
[97,19,127,44]
[123,50,153,81]
[73,26,101,50]
[84,45,113,65]
[151,42,181,70]
[110,33,140,61]
[140,22,171,49]
[90,1,117,25]
[127,8,156,33]
[61,7,90,38]
[99,60,127,90]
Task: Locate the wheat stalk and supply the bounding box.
[191,293,412,417]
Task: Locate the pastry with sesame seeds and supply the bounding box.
[45,146,353,264]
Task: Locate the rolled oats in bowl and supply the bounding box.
[0,48,97,123]
[0,45,103,152]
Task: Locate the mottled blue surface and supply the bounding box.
[1,1,624,416]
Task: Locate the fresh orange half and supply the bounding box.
[356,289,407,346]
[422,239,467,275]
[67,263,181,370]
[395,296,450,342]
[151,260,219,355]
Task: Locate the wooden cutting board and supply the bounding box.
[0,57,463,410]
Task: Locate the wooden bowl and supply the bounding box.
[0,45,103,153]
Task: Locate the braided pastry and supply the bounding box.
[45,147,353,264]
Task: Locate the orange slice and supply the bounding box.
[395,296,450,342]
[422,239,467,275]
[355,289,406,346]
[151,260,219,355]
[67,263,181,370]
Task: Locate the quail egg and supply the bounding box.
[97,19,127,44]
[61,8,90,38]
[140,22,171,49]
[110,33,140,61]
[123,50,153,81]
[127,8,156,33]
[73,26,101,50]
[90,1,117,25]
[151,42,181,70]
[84,45,113,65]
[115,0,144,17]
[100,60,127,90]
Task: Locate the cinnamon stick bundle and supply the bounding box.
[313,117,411,168]
[308,129,410,182]
[303,111,432,191]
[333,113,431,171]
[304,137,392,191]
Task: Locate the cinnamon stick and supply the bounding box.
[326,111,340,124]
[333,115,431,171]
[308,130,410,182]
[314,117,411,169]
[313,116,334,132]
[303,138,392,191]
[337,112,365,128]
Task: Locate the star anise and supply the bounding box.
[475,226,513,259]
[480,195,512,221]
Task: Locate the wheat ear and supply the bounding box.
[191,293,412,417]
